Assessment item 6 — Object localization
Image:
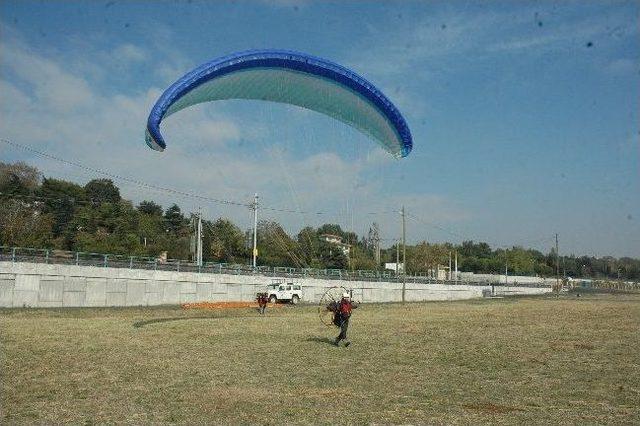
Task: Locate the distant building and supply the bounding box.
[427,265,449,280]
[319,233,351,256]
[385,262,404,273]
[386,263,448,279]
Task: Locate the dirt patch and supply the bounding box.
[463,402,524,414]
[181,302,283,310]
[574,343,595,350]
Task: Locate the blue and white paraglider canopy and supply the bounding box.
[145,49,412,158]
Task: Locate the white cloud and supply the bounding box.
[2,40,93,112]
[113,43,147,63]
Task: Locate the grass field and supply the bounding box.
[1,293,639,424]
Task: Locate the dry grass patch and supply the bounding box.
[1,293,639,424]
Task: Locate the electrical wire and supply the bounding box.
[5,137,556,252]
[1,138,251,208]
[2,137,397,217]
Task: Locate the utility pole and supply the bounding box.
[454,251,458,282]
[373,222,381,267]
[401,206,406,303]
[505,259,508,285]
[252,193,259,268]
[556,233,560,288]
[395,239,399,275]
[196,207,202,267]
[448,251,452,281]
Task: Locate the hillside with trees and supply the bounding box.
[1,161,638,280]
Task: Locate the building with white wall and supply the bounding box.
[319,234,351,256]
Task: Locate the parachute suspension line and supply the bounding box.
[250,104,292,268]
[269,73,324,268]
[295,106,322,267]
[252,93,311,269]
[265,215,308,269]
[269,90,309,268]
[342,112,359,271]
[248,104,304,267]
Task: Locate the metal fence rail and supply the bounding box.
[0,246,550,288]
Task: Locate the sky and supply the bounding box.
[0,0,638,257]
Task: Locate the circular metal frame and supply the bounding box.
[318,286,350,327]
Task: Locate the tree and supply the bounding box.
[406,242,449,274]
[0,200,54,247]
[257,220,304,267]
[38,178,86,244]
[163,204,186,234]
[349,245,377,270]
[297,226,320,266]
[459,240,491,258]
[0,161,41,196]
[137,200,163,216]
[317,223,344,238]
[137,211,169,256]
[207,218,247,263]
[316,239,348,269]
[366,222,381,267]
[70,200,142,254]
[1,161,639,280]
[84,179,120,204]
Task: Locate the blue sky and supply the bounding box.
[1,0,638,257]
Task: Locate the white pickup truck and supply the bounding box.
[266,279,303,304]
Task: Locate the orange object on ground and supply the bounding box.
[181,301,282,310]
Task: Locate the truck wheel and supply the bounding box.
[291,295,299,305]
[269,295,277,304]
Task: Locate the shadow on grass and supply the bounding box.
[133,309,266,328]
[133,316,224,328]
[305,336,336,346]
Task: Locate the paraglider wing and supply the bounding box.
[145,50,412,158]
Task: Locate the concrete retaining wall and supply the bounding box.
[459,272,557,285]
[0,262,551,308]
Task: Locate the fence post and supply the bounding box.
[103,255,108,267]
[129,256,134,269]
[154,259,157,271]
[177,261,180,272]
[75,252,79,266]
[11,247,16,262]
[45,250,49,264]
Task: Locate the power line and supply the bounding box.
[406,211,556,252]
[259,205,326,215]
[405,212,469,241]
[2,137,397,217]
[1,138,251,208]
[10,137,550,250]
